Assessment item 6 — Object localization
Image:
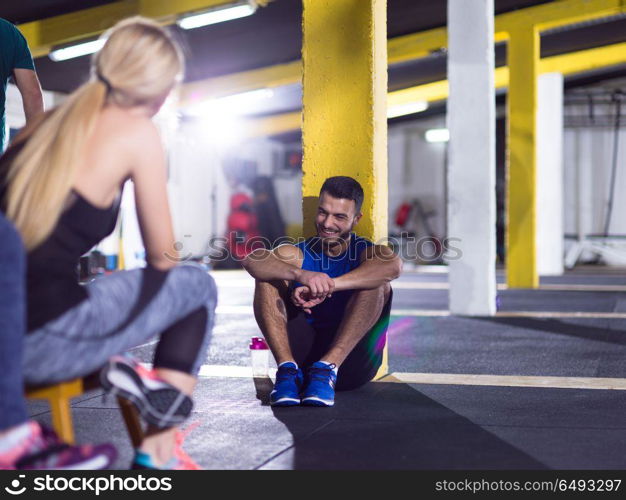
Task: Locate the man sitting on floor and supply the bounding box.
[243,176,402,407]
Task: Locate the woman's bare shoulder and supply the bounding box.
[93,108,164,170]
[98,107,160,141]
[78,107,165,189]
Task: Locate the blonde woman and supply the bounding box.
[0,18,217,470]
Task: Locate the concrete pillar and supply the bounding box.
[301,0,388,374]
[507,26,540,288]
[576,130,593,242]
[447,0,496,315]
[536,72,564,275]
[301,0,388,242]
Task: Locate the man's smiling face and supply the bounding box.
[315,191,362,249]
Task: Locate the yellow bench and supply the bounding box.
[25,378,144,447]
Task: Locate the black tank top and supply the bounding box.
[25,190,121,331]
[0,143,122,332]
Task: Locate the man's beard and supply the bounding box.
[317,225,353,247]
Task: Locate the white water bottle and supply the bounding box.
[249,337,270,377]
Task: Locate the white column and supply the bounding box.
[447,0,496,315]
[537,72,564,275]
[577,130,593,242]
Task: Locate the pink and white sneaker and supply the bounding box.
[0,421,116,470]
[100,355,193,429]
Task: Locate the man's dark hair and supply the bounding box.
[319,176,364,213]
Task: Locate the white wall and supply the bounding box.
[563,115,626,265]
[386,101,626,269]
[274,175,303,230]
[228,137,302,232]
[166,124,301,258]
[564,120,626,237]
[4,83,61,150]
[5,83,60,129]
[388,116,448,238]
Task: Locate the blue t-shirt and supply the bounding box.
[293,233,373,330]
[0,19,35,151]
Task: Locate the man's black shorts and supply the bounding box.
[286,289,393,391]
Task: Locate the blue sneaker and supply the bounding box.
[301,362,337,407]
[132,450,179,470]
[270,362,303,407]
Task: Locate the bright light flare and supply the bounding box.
[177,3,256,30]
[188,88,275,117]
[49,39,106,62]
[387,100,429,119]
[424,128,450,143]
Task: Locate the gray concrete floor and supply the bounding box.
[27,266,626,469]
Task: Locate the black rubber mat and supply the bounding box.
[24,268,626,469]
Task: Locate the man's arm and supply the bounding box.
[333,244,402,292]
[243,245,303,282]
[13,69,44,123]
[243,244,335,299]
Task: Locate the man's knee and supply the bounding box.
[381,282,392,301]
[336,361,380,391]
[254,280,294,327]
[350,282,391,306]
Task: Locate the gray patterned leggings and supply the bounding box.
[23,264,217,386]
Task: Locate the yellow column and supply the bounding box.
[301,0,388,242]
[302,0,388,375]
[117,218,125,270]
[506,25,539,288]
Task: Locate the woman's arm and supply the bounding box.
[129,120,177,271]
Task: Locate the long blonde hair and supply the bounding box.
[5,17,183,250]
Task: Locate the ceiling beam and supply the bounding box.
[19,0,237,58]
[387,27,511,66]
[19,0,626,140]
[184,61,302,100]
[244,41,626,138]
[495,0,624,31]
[243,111,301,138]
[180,0,625,105]
[20,0,625,92]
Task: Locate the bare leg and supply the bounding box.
[138,370,196,465]
[253,280,295,365]
[321,283,391,367]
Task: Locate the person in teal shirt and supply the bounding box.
[0,18,43,151]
